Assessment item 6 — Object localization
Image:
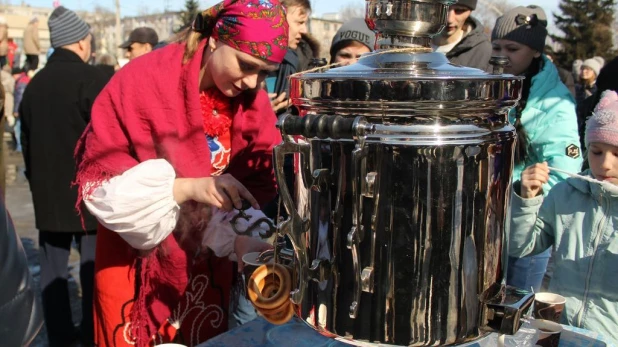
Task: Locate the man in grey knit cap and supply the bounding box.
[431,0,492,71]
[19,6,107,346]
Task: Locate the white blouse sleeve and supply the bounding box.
[82,159,180,250]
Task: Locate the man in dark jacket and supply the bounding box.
[19,6,107,346]
[266,0,310,114]
[431,0,492,71]
[295,32,321,72]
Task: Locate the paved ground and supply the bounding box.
[5,149,83,347]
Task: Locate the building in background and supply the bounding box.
[309,15,342,59]
[1,3,352,67]
[0,4,52,67]
[84,11,182,56]
[0,4,181,67]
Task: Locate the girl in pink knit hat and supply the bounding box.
[508,90,618,344]
[585,90,618,185]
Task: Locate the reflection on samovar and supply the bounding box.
[255,0,535,345]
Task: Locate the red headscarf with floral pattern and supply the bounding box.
[194,0,289,63]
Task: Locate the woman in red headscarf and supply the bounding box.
[73,1,289,346]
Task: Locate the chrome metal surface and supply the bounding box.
[290,52,522,116]
[273,128,311,305]
[268,0,534,345]
[255,248,295,264]
[276,118,530,345]
[366,0,454,48]
[489,56,510,75]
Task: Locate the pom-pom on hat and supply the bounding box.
[586,90,618,147]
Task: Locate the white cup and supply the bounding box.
[534,292,566,323]
[531,319,562,347]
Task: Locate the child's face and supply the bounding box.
[491,39,541,76]
[588,142,618,185]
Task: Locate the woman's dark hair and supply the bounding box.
[514,56,543,165]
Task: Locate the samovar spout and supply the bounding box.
[479,284,535,335]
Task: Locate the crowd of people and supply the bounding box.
[0,0,616,346]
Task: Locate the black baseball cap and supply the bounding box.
[119,27,159,48]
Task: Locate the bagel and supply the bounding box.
[262,300,295,325]
[247,263,296,325]
[262,281,280,298]
[258,301,291,317]
[247,264,291,310]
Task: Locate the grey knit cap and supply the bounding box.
[48,6,91,49]
[456,0,477,10]
[491,5,548,52]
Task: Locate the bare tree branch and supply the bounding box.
[473,0,515,31]
[339,1,365,22]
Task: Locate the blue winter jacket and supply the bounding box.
[509,171,618,344]
[509,55,582,191]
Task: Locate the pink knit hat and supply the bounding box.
[585,90,618,147]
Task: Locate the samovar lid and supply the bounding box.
[290,0,523,118]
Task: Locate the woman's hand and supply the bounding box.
[234,235,273,272]
[520,162,550,199]
[173,174,259,211]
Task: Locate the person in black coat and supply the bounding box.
[19,6,108,346]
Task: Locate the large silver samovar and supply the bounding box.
[271,0,534,345]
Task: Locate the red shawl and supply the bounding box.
[74,41,281,346]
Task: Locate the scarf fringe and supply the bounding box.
[72,160,118,229]
[73,126,124,229]
[130,255,156,347]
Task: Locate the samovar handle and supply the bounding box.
[273,113,313,305]
[347,128,369,319]
[275,113,374,307]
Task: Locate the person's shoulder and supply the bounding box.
[533,61,575,111]
[546,177,591,208]
[50,60,107,83]
[80,62,105,76]
[81,64,111,87]
[538,85,575,118]
[464,17,490,42]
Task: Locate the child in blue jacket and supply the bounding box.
[509,90,618,344]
